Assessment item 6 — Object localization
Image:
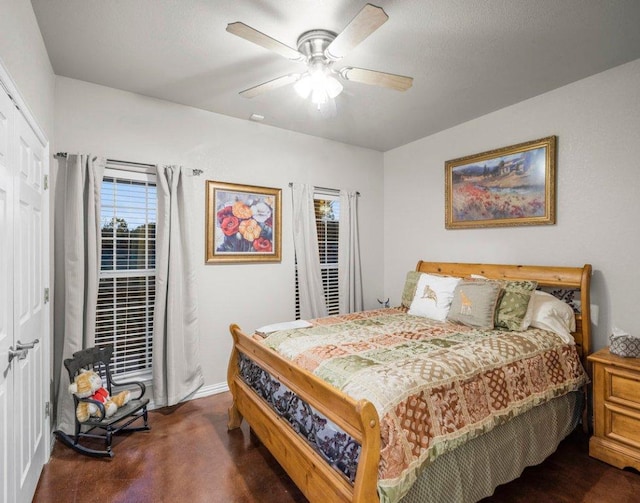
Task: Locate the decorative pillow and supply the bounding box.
[530,291,576,344]
[447,280,502,328]
[520,293,536,330]
[401,271,423,308]
[408,273,461,322]
[495,280,538,331]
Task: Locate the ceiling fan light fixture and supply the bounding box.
[294,72,343,104]
[325,75,343,98]
[293,74,312,99]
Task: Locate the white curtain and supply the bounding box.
[338,190,363,314]
[152,165,204,407]
[53,154,106,432]
[291,183,327,319]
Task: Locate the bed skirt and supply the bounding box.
[400,390,583,503]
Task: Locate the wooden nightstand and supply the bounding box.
[589,348,640,470]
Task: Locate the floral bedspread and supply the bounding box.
[260,308,588,503]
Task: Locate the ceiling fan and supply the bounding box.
[226,3,413,107]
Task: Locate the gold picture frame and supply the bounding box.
[445,136,556,229]
[206,180,282,263]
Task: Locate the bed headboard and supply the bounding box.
[415,261,593,362]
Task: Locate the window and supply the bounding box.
[295,191,340,318]
[96,167,157,378]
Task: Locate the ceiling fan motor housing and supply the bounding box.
[296,30,337,64]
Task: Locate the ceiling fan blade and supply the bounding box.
[239,74,301,98]
[339,67,413,91]
[226,22,305,61]
[324,4,389,61]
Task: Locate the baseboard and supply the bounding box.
[191,381,230,400]
[147,381,229,410]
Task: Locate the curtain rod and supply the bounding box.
[288,182,360,196]
[55,152,203,176]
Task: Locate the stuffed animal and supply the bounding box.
[69,369,131,422]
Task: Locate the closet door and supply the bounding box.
[0,79,15,503]
[13,108,47,503]
[0,77,49,503]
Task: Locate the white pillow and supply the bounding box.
[520,293,536,330]
[530,291,576,344]
[409,273,461,321]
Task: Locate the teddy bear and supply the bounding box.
[69,369,131,422]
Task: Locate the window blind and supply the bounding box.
[295,191,340,319]
[95,168,157,377]
[315,196,340,316]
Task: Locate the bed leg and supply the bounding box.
[228,401,243,430]
[249,427,262,446]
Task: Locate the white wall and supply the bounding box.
[54,76,384,391]
[0,0,55,137]
[49,43,640,389]
[384,58,640,351]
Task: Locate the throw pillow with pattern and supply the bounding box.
[495,280,538,331]
[401,271,423,308]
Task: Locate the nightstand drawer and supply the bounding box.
[605,403,640,449]
[605,366,640,410]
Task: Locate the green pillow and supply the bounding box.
[447,280,503,328]
[495,280,538,331]
[401,271,423,308]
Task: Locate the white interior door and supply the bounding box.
[0,75,50,503]
[0,76,16,503]
[14,110,47,503]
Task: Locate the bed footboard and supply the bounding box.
[227,323,381,503]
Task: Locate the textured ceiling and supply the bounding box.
[32,0,640,151]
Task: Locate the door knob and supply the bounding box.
[16,339,39,350]
[8,347,28,363]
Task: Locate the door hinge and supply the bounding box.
[44,287,50,303]
[44,174,48,190]
[45,401,50,418]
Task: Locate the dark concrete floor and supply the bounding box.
[34,392,640,503]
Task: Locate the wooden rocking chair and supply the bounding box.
[54,345,150,458]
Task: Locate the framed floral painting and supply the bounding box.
[206,181,281,263]
[445,136,556,229]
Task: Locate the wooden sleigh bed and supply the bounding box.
[227,261,592,503]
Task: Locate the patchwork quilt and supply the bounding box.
[260,308,588,503]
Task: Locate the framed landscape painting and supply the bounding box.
[206,180,281,263]
[445,136,556,229]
